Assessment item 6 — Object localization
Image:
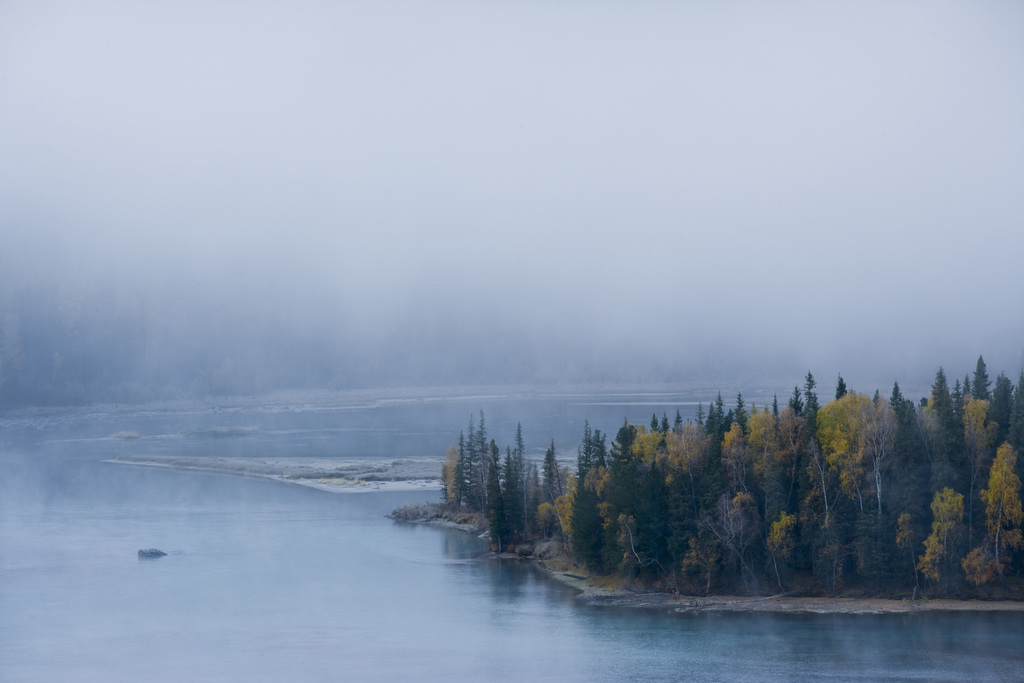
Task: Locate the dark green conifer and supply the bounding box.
[651,413,660,433]
[890,380,903,409]
[734,393,748,434]
[973,355,990,400]
[835,374,847,400]
[803,372,819,439]
[514,422,528,530]
[929,368,966,492]
[661,413,670,434]
[542,440,561,503]
[674,409,683,433]
[772,394,779,418]
[486,440,508,550]
[788,386,803,416]
[453,431,467,506]
[988,373,1013,448]
[1009,371,1024,478]
[503,445,523,540]
[952,379,964,424]
[571,423,605,571]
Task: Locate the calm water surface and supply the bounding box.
[2,399,1023,682]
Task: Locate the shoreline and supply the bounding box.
[537,570,1024,614]
[104,455,442,494]
[393,512,1024,615]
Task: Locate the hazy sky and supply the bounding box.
[1,1,1022,393]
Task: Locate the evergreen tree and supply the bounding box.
[989,373,1013,449]
[486,440,508,550]
[772,394,779,418]
[889,380,931,577]
[1009,371,1024,481]
[651,413,660,433]
[634,459,670,579]
[661,413,670,434]
[674,409,684,434]
[952,379,964,425]
[604,421,639,570]
[571,423,605,571]
[973,355,991,401]
[964,374,972,400]
[593,428,607,468]
[543,439,561,503]
[503,445,524,541]
[464,415,476,508]
[527,463,542,534]
[789,386,804,416]
[803,372,820,440]
[734,393,748,434]
[453,431,467,506]
[696,402,705,427]
[835,374,847,400]
[930,368,966,493]
[514,422,528,531]
[890,380,903,409]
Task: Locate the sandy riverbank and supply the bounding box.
[105,455,442,493]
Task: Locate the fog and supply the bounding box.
[2,1,1023,406]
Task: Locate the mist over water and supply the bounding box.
[2,1,1023,406]
[3,2,1024,681]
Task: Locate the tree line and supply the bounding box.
[441,356,1024,598]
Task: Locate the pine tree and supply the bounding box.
[514,422,528,531]
[486,440,508,550]
[453,431,467,506]
[571,423,605,571]
[674,409,684,434]
[503,445,523,541]
[604,422,639,570]
[696,402,705,427]
[835,375,847,400]
[973,355,991,401]
[989,373,1013,449]
[772,394,779,418]
[890,381,903,409]
[661,413,670,434]
[803,372,819,440]
[651,413,660,433]
[543,440,561,503]
[789,386,804,416]
[952,379,964,425]
[734,393,748,434]
[930,368,966,493]
[464,416,476,509]
[1009,371,1024,481]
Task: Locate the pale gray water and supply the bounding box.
[2,399,1023,682]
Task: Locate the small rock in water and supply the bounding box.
[138,549,167,559]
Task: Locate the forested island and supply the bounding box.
[427,358,1024,601]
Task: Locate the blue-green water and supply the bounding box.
[2,398,1023,682]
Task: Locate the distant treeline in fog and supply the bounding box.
[0,280,575,407]
[446,358,1024,598]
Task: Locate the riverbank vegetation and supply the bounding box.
[441,357,1024,599]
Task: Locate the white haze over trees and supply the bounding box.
[0,1,1022,405]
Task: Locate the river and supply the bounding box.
[2,394,1022,682]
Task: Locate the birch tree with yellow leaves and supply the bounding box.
[980,444,1023,580]
[918,487,965,593]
